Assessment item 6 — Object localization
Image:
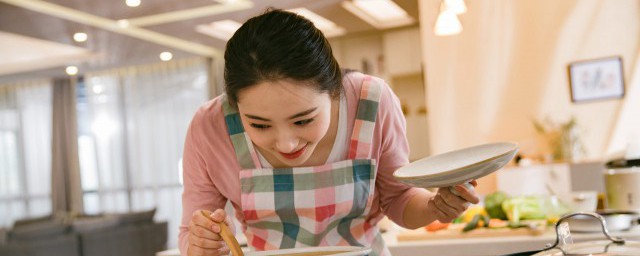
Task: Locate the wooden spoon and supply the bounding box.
[201,211,244,256]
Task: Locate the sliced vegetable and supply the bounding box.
[462,214,482,232]
[425,220,450,232]
[482,214,491,228]
[488,218,508,228]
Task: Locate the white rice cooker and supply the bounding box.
[604,158,640,212]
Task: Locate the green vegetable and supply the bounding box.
[501,196,547,223]
[462,214,481,232]
[482,214,490,228]
[484,191,509,220]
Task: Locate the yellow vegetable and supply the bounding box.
[461,206,488,223]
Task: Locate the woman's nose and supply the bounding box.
[275,131,298,153]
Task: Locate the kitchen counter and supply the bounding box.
[384,225,640,255]
[156,226,640,256]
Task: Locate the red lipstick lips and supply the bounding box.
[280,146,306,159]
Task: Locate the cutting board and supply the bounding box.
[396,225,547,241]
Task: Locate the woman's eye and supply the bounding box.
[294,119,314,126]
[250,123,270,130]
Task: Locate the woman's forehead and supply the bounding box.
[236,80,330,118]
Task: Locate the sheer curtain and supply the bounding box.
[0,80,53,227]
[79,57,209,247]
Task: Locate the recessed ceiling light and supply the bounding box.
[66,66,78,76]
[287,8,345,38]
[196,19,242,41]
[342,0,414,29]
[126,0,141,7]
[73,32,87,42]
[159,52,173,61]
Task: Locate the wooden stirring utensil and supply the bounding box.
[201,211,244,256]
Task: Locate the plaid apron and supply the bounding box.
[222,76,389,256]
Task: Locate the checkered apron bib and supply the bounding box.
[222,76,389,256]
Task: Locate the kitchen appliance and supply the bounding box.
[604,158,640,212]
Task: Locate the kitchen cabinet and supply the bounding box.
[382,27,422,76]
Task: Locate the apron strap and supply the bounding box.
[222,95,261,169]
[348,76,383,159]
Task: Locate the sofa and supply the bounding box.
[0,209,167,256]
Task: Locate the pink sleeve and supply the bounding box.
[178,106,228,256]
[373,78,423,228]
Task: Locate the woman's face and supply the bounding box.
[236,79,333,167]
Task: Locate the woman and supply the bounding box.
[179,9,479,256]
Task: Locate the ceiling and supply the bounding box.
[0,0,419,83]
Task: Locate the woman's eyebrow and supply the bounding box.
[244,107,317,121]
[287,107,316,120]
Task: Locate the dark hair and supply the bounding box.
[224,9,342,107]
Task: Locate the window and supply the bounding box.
[77,58,209,247]
[0,81,53,227]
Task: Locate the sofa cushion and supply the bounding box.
[12,215,54,228]
[113,208,156,225]
[0,228,7,245]
[72,215,120,233]
[10,220,69,241]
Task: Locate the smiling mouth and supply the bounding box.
[279,145,307,159]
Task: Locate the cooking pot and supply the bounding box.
[563,210,639,232]
[605,158,640,212]
[505,212,640,256]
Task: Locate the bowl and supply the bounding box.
[245,246,371,256]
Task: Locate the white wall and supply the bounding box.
[419,0,640,162]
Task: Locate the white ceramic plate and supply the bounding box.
[393,142,519,188]
[245,246,371,256]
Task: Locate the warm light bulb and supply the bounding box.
[73,32,87,42]
[65,66,79,76]
[125,0,141,7]
[444,0,467,14]
[434,9,462,36]
[159,52,173,61]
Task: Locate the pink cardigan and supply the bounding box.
[179,72,421,254]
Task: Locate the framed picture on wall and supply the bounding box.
[568,56,625,103]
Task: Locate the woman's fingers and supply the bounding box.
[428,196,458,222]
[188,232,227,249]
[190,211,223,239]
[429,181,483,222]
[188,244,230,256]
[439,192,468,213]
[449,182,480,204]
[188,209,232,256]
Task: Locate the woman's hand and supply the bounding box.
[428,180,480,223]
[187,209,233,256]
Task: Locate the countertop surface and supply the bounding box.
[157,226,640,256]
